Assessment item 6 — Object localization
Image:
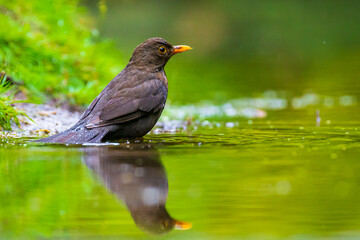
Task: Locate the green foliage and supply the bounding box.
[0,96,25,131]
[0,0,123,106]
[0,75,29,131]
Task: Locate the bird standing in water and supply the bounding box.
[36,38,192,144]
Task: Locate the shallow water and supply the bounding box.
[1,107,360,240]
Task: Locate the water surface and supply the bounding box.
[1,108,360,239]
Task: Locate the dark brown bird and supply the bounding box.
[35,38,191,144]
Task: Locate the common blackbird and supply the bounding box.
[36,37,191,144]
[84,146,191,234]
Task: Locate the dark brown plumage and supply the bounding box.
[35,37,191,144]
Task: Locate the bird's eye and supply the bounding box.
[159,46,167,54]
[160,220,169,230]
[160,222,165,230]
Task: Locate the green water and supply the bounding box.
[1,107,360,240]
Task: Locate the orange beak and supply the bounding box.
[174,220,192,230]
[172,45,192,54]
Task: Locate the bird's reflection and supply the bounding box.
[83,146,191,234]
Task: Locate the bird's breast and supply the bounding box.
[155,71,168,88]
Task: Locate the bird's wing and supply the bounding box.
[85,79,167,129]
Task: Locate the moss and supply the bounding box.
[0,0,124,130]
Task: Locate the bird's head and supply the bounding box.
[132,207,192,235]
[129,37,192,70]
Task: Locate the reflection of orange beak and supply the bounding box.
[174,220,192,230]
[172,45,192,54]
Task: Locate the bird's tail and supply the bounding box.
[33,126,110,144]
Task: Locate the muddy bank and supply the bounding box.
[1,103,81,139]
[1,103,191,139]
[1,99,271,139]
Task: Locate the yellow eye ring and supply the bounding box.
[159,46,167,54]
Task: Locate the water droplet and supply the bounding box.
[275,180,291,195]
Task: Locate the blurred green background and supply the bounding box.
[1,0,360,109]
[84,0,360,103]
